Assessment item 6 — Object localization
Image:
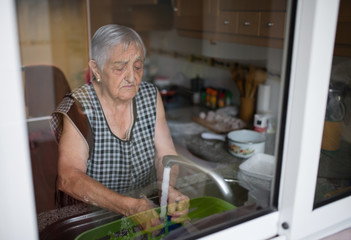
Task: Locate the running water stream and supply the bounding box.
[160,166,171,221]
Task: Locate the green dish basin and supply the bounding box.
[75,196,236,240]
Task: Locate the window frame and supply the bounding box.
[204,0,351,239]
[277,0,351,239]
[1,0,351,239]
[0,0,38,239]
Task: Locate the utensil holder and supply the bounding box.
[321,120,343,151]
[240,97,255,123]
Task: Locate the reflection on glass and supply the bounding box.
[314,0,351,207]
[16,0,291,239]
[315,62,351,207]
[16,0,88,226]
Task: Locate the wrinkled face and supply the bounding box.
[93,43,144,101]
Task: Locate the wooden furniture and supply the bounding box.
[172,0,351,55]
[111,0,173,32]
[88,0,173,50]
[334,0,351,57]
[173,0,287,48]
[16,0,89,90]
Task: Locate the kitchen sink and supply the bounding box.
[75,196,236,240]
[39,206,123,240]
[39,179,247,240]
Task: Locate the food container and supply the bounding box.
[253,113,270,133]
[201,129,266,159]
[238,153,275,191]
[238,153,275,207]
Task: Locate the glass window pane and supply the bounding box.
[16,0,294,238]
[314,0,351,208]
[16,0,88,217]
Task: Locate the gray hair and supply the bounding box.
[90,24,146,70]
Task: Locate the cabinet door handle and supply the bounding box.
[223,20,230,25]
[267,22,274,27]
[243,21,251,26]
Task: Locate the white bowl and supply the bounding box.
[227,130,266,158]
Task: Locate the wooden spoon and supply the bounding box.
[230,63,245,97]
[236,66,246,97]
[249,69,267,98]
[245,67,255,98]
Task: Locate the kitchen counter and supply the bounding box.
[165,104,252,206]
[37,203,91,233]
[165,103,351,207]
[165,104,274,179]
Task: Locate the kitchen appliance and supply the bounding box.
[201,129,266,159]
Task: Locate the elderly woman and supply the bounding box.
[51,24,188,229]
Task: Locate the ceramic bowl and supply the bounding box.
[227,130,266,158]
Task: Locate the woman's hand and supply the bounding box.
[167,186,190,223]
[127,197,161,233]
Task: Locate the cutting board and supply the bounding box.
[192,117,242,134]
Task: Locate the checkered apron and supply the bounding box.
[51,81,157,194]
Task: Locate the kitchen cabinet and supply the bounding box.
[127,0,171,5]
[237,12,260,36]
[126,4,173,32]
[89,0,173,50]
[89,0,115,37]
[259,12,286,39]
[218,0,286,11]
[16,0,89,90]
[90,0,173,34]
[216,11,238,34]
[173,0,287,48]
[127,0,158,4]
[334,0,351,57]
[216,11,286,38]
[173,0,217,32]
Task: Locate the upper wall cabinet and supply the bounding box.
[173,0,287,48]
[334,0,351,57]
[90,0,173,53]
[110,0,173,32]
[172,0,217,32]
[127,0,171,5]
[173,0,351,54]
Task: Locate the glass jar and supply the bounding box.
[325,82,346,121]
[321,82,346,151]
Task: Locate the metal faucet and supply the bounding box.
[162,155,234,204]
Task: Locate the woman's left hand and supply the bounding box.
[167,186,190,223]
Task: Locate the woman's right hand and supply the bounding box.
[127,197,161,233]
